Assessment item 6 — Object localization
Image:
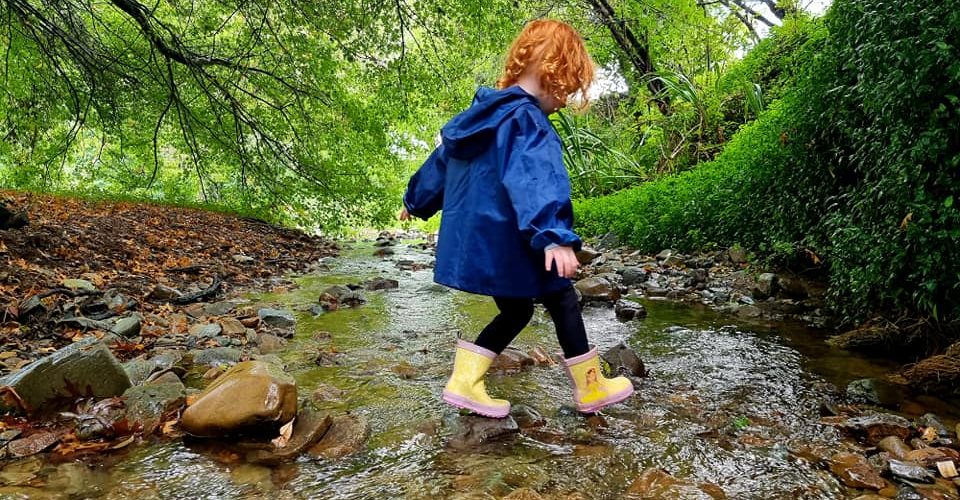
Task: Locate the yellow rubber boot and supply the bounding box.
[441,340,510,418]
[562,346,634,413]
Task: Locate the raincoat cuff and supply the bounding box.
[531,229,582,252]
[402,193,428,220]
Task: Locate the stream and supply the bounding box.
[6,239,959,499]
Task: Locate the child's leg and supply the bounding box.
[540,286,590,358]
[473,296,535,354]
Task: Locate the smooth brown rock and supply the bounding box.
[490,348,534,374]
[878,435,912,460]
[307,413,370,459]
[502,488,544,500]
[828,452,886,490]
[246,407,332,464]
[181,360,297,437]
[626,468,704,498]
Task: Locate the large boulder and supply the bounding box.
[0,338,131,414]
[181,360,297,437]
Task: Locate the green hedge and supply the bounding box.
[577,0,960,323]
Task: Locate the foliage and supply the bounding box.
[578,0,960,324]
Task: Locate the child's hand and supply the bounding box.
[545,245,579,278]
[399,207,410,221]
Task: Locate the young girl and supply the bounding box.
[400,19,633,417]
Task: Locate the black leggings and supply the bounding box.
[473,286,589,359]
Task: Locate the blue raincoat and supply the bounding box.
[403,86,582,298]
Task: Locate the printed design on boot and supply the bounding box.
[579,367,608,405]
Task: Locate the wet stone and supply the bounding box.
[181,360,297,437]
[447,415,519,449]
[257,308,296,328]
[311,384,346,406]
[878,436,913,460]
[490,348,534,374]
[847,378,910,407]
[219,317,246,336]
[828,452,886,489]
[364,278,399,291]
[574,277,620,303]
[246,407,333,464]
[839,413,914,445]
[123,382,186,434]
[889,459,936,483]
[510,405,545,429]
[203,301,237,317]
[602,342,648,378]
[614,299,647,321]
[307,413,371,459]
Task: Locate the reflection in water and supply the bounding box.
[12,240,943,499]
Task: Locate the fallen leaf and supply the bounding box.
[271,418,295,448]
[9,431,59,457]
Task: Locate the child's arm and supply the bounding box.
[501,108,582,253]
[403,145,448,220]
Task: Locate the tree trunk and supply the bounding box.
[585,0,672,115]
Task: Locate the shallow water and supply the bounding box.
[4,241,957,499]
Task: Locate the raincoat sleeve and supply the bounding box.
[402,145,447,220]
[501,108,583,252]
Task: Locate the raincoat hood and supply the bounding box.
[440,86,540,160]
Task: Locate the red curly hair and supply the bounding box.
[496,20,595,107]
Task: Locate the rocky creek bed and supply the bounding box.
[2,193,960,498]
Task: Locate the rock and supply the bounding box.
[181,360,297,437]
[752,273,778,299]
[219,317,246,336]
[575,248,601,265]
[736,305,763,318]
[146,371,184,386]
[490,348,534,374]
[777,274,809,299]
[0,338,131,414]
[574,277,620,303]
[601,343,647,377]
[111,315,142,338]
[889,458,935,483]
[621,267,649,287]
[614,299,647,321]
[232,254,255,264]
[246,407,333,464]
[846,378,910,407]
[510,405,545,429]
[828,452,886,489]
[190,347,243,367]
[307,413,370,459]
[527,346,555,366]
[727,246,748,265]
[447,415,519,449]
[689,268,709,286]
[8,432,58,458]
[147,285,183,302]
[661,254,684,267]
[595,232,619,250]
[61,279,97,292]
[905,447,959,468]
[838,413,914,446]
[257,308,296,328]
[189,323,222,338]
[123,382,186,434]
[918,413,950,438]
[626,468,704,498]
[311,384,346,406]
[122,351,183,386]
[364,278,399,291]
[391,361,417,379]
[502,488,544,500]
[878,436,913,460]
[203,301,237,317]
[655,249,674,261]
[258,334,285,354]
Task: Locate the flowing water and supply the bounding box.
[5,240,959,499]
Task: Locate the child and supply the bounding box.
[400,19,633,417]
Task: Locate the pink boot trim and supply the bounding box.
[442,390,510,418]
